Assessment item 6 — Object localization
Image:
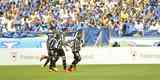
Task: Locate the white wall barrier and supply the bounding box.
[1,47,160,65]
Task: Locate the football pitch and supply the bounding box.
[0,64,160,80]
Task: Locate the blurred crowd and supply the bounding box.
[0,0,160,38]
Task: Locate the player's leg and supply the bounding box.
[49,56,54,71]
[49,50,59,72]
[40,55,48,61]
[42,49,52,67]
[49,50,55,71]
[62,56,67,71]
[49,56,59,72]
[59,49,67,71]
[40,55,49,68]
[52,52,59,72]
[43,50,51,67]
[68,51,81,71]
[43,57,50,67]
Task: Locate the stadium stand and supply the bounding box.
[0,0,160,40]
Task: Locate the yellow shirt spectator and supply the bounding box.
[126,0,133,4]
[31,13,36,20]
[120,11,128,22]
[143,0,149,5]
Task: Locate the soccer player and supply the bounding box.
[48,33,60,72]
[40,33,58,72]
[67,31,84,72]
[40,31,68,72]
[52,32,68,72]
[45,31,69,72]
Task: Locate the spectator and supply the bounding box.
[0,0,160,38]
[0,13,7,32]
[135,20,144,36]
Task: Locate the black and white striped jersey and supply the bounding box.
[68,38,83,52]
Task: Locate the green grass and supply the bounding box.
[0,64,160,80]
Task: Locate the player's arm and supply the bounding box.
[81,40,85,47]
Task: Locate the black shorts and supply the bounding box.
[56,48,65,56]
[48,49,56,56]
[72,51,81,59]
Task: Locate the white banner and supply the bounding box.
[111,37,160,47]
[1,47,160,65]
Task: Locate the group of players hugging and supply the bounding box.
[40,30,84,72]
